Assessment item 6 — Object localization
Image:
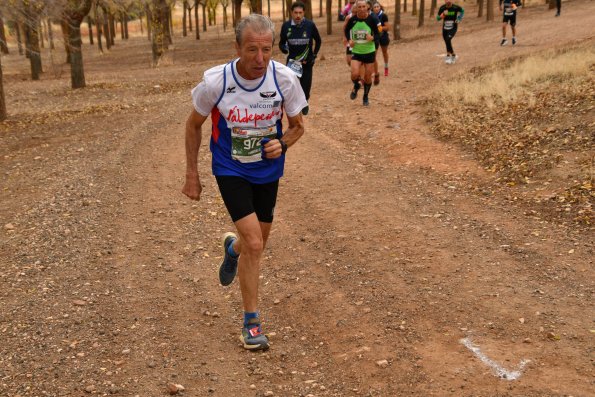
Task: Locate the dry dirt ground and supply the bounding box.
[1,2,594,396]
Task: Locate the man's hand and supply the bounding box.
[261,139,284,159]
[348,39,354,47]
[366,33,374,42]
[182,173,202,201]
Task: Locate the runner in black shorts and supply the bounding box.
[499,0,521,46]
[372,2,390,84]
[344,0,380,106]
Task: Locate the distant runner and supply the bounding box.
[345,0,380,106]
[555,0,561,16]
[372,2,390,82]
[436,0,464,65]
[279,1,322,115]
[499,0,521,46]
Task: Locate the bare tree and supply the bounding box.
[233,0,241,27]
[148,0,169,65]
[0,9,9,54]
[486,0,494,20]
[326,0,331,34]
[418,0,424,26]
[194,0,200,38]
[477,0,484,17]
[303,0,313,19]
[220,0,229,31]
[24,0,45,80]
[430,0,437,18]
[0,54,6,120]
[394,0,401,39]
[412,0,417,16]
[62,0,93,88]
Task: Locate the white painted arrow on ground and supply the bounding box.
[460,337,530,380]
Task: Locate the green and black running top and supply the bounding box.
[437,4,464,30]
[344,14,380,55]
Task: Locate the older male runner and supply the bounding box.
[182,14,307,351]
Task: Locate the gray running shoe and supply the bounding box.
[512,37,517,45]
[240,318,270,351]
[302,105,309,115]
[363,95,369,106]
[219,232,238,286]
[500,38,508,46]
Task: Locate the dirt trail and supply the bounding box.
[1,2,594,396]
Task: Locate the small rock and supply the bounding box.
[166,383,179,395]
[4,223,14,230]
[249,384,256,390]
[174,384,185,392]
[523,338,531,343]
[84,385,95,393]
[72,300,87,306]
[519,318,525,324]
[273,299,281,305]
[376,359,389,368]
[264,391,274,397]
[121,349,131,355]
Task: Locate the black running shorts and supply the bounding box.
[351,51,376,64]
[503,14,516,26]
[379,34,390,47]
[215,176,279,223]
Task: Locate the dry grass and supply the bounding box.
[425,44,594,227]
[435,45,595,106]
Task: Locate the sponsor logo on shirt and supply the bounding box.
[226,105,282,127]
[259,91,277,98]
[226,86,236,94]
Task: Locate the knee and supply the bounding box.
[241,236,264,257]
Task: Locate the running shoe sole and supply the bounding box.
[219,232,238,286]
[239,334,270,351]
[350,89,358,100]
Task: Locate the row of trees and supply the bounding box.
[0,0,553,121]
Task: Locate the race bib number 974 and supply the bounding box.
[231,125,278,163]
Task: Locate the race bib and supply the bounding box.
[287,59,303,77]
[351,29,368,44]
[231,125,277,163]
[444,20,455,30]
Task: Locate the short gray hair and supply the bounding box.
[235,14,275,45]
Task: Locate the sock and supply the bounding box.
[244,311,259,327]
[363,83,371,97]
[227,239,239,258]
[352,79,360,89]
[384,63,389,68]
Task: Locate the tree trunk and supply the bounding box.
[233,0,241,28]
[88,16,94,45]
[282,0,286,21]
[15,21,24,55]
[326,0,332,34]
[404,0,408,13]
[223,6,228,31]
[319,0,323,17]
[26,7,42,80]
[183,1,188,36]
[145,5,152,40]
[39,19,45,49]
[195,0,201,38]
[0,12,9,54]
[304,0,313,19]
[97,16,103,52]
[548,0,556,9]
[24,20,31,59]
[102,6,112,49]
[124,14,129,39]
[286,0,293,19]
[418,0,425,26]
[430,0,437,18]
[120,12,125,39]
[48,18,55,50]
[268,0,271,17]
[486,0,494,20]
[412,0,418,16]
[202,4,207,32]
[150,0,169,65]
[109,13,116,45]
[168,7,173,44]
[478,0,484,17]
[0,55,7,121]
[63,0,93,89]
[337,0,341,20]
[394,0,401,39]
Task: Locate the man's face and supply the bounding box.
[445,0,452,6]
[235,27,273,80]
[356,1,368,16]
[291,7,304,24]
